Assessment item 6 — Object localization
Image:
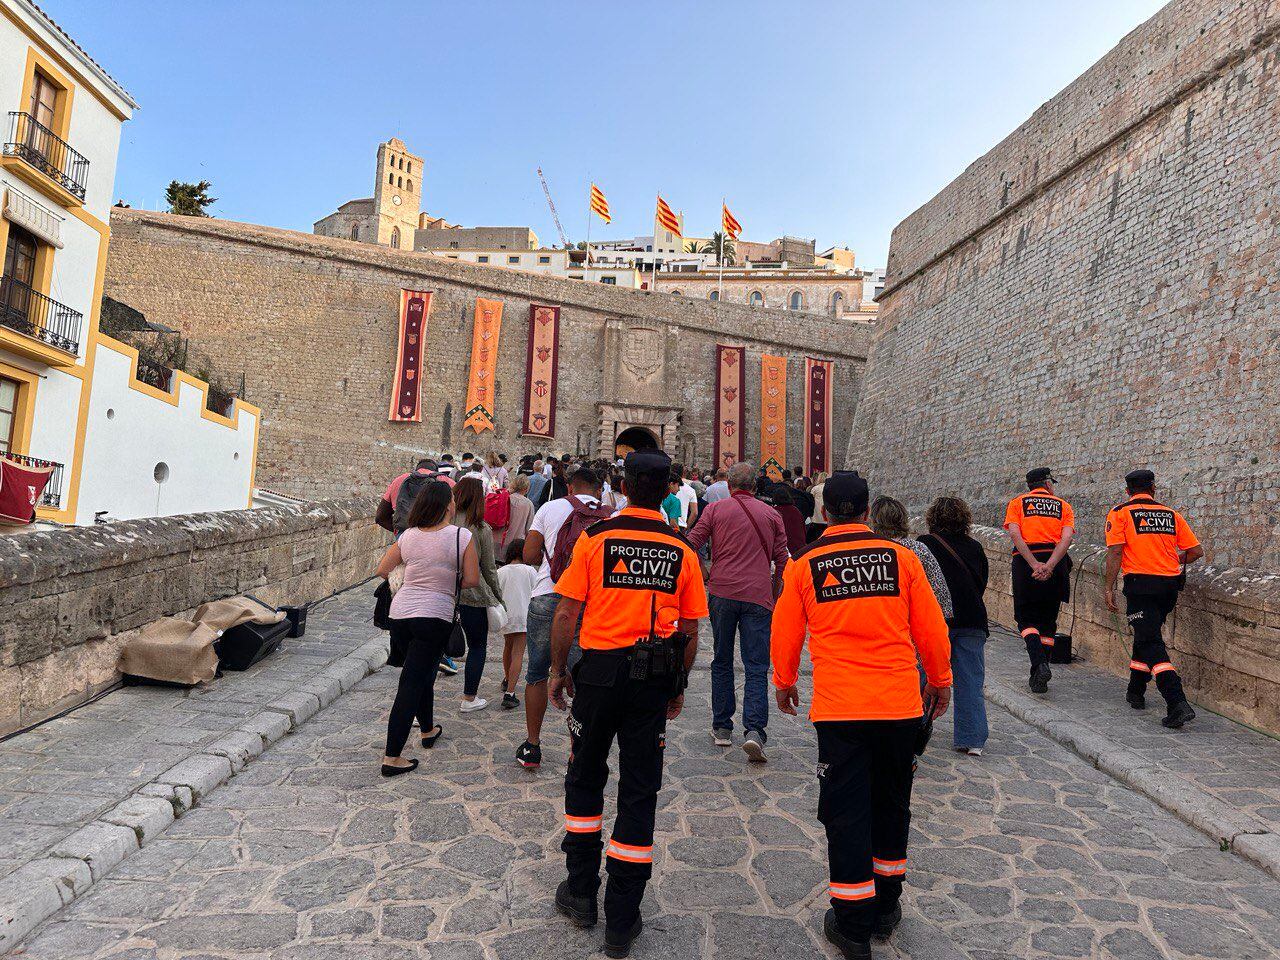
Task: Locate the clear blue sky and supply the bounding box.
[53,0,1167,267]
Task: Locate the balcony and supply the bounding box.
[7,453,64,508]
[0,275,82,355]
[3,112,89,202]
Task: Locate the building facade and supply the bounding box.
[654,267,870,318]
[0,0,258,526]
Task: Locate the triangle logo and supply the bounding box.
[823,572,840,588]
[612,559,629,575]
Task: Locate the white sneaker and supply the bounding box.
[712,729,732,747]
[460,698,489,713]
[966,748,983,757]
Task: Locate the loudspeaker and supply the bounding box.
[215,619,290,671]
[1050,632,1073,664]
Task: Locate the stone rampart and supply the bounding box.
[0,499,387,737]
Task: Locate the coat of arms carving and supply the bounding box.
[621,327,663,383]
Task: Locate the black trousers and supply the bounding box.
[1125,587,1186,707]
[562,650,671,934]
[816,718,918,942]
[385,617,450,756]
[1011,551,1069,668]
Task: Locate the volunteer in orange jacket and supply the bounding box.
[548,449,708,958]
[1103,469,1203,729]
[1003,467,1075,694]
[772,471,952,960]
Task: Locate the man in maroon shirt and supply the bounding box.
[686,461,791,762]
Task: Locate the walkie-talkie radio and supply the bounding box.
[630,597,691,697]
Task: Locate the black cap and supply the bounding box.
[823,470,870,517]
[1125,468,1155,488]
[625,448,672,482]
[1026,467,1055,487]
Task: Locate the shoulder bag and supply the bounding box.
[730,496,784,598]
[446,527,467,658]
[923,534,983,601]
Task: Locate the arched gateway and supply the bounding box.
[614,426,659,459]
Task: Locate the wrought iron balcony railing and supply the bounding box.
[206,386,235,417]
[4,112,90,201]
[0,275,81,354]
[6,453,64,508]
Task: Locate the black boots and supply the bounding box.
[1162,700,1196,729]
[554,880,597,928]
[823,909,871,959]
[1029,663,1051,694]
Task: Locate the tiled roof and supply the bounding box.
[19,0,138,107]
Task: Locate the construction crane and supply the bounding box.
[536,167,570,249]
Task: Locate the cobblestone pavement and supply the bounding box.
[984,627,1280,838]
[0,589,377,883]
[11,590,1280,959]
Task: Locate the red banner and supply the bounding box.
[522,304,560,438]
[804,357,834,476]
[388,289,432,422]
[714,344,744,470]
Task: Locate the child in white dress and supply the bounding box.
[495,538,537,709]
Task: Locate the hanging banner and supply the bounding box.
[713,344,744,471]
[389,289,432,422]
[522,304,560,438]
[760,354,787,480]
[804,357,834,476]
[463,297,503,433]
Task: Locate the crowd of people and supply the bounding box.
[369,445,1202,959]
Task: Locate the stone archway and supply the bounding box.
[597,403,682,460]
[614,426,659,459]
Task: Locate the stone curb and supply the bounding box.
[0,633,390,956]
[984,677,1280,881]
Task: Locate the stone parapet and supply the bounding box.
[0,498,387,737]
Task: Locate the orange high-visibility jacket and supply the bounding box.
[1003,487,1075,551]
[771,524,952,722]
[1105,496,1199,578]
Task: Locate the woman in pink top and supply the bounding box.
[377,480,479,776]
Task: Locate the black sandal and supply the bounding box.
[421,725,443,749]
[381,758,419,777]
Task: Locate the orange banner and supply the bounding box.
[464,297,503,433]
[760,354,787,480]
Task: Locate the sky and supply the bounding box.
[51,0,1168,268]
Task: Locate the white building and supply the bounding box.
[0,0,258,526]
[425,247,643,288]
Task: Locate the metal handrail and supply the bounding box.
[4,453,64,508]
[3,112,90,201]
[0,275,81,354]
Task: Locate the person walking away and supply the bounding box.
[528,460,549,504]
[538,459,570,508]
[793,475,817,527]
[807,472,829,543]
[550,449,708,957]
[453,478,504,712]
[771,483,808,557]
[869,496,952,620]
[772,471,951,958]
[482,451,509,491]
[496,538,537,709]
[1103,469,1202,729]
[494,474,535,555]
[603,467,629,511]
[703,469,730,505]
[516,467,613,767]
[377,480,480,775]
[918,497,990,756]
[377,459,447,535]
[672,463,699,529]
[687,461,790,761]
[1003,467,1075,693]
[661,472,684,529]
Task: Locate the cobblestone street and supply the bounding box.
[8,587,1280,960]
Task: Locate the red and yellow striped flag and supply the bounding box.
[722,202,742,241]
[655,195,681,237]
[589,183,611,224]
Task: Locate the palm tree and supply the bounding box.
[700,231,736,266]
[684,239,701,254]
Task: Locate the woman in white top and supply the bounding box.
[377,480,479,776]
[482,451,509,491]
[495,537,538,709]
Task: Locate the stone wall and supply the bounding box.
[104,210,870,501]
[0,499,387,738]
[848,0,1280,571]
[971,524,1280,735]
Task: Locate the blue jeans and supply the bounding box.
[709,595,773,736]
[525,593,581,684]
[950,627,988,749]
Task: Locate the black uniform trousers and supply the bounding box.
[816,718,918,942]
[562,649,671,934]
[1124,582,1187,708]
[1011,549,1070,669]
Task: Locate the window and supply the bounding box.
[789,291,804,310]
[29,72,57,130]
[538,255,551,264]
[350,223,360,240]
[831,291,844,316]
[4,225,39,288]
[389,154,395,167]
[749,291,764,306]
[406,178,413,192]
[449,241,459,249]
[669,289,681,296]
[390,227,400,249]
[508,255,520,264]
[600,276,617,285]
[397,176,403,188]
[709,290,719,301]
[478,255,490,263]
[0,376,18,455]
[407,161,412,175]
[389,172,395,185]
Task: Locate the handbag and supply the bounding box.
[446,528,466,658]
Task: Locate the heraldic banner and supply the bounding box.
[760,354,787,480]
[389,289,433,422]
[522,304,560,439]
[463,297,504,433]
[804,357,834,476]
[714,344,745,470]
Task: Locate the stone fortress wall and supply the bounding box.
[104,210,871,502]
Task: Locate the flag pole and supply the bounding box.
[718,197,725,303]
[652,194,659,292]
[585,177,592,272]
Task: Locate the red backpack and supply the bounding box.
[485,489,512,530]
[549,498,614,581]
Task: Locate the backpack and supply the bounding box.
[548,498,614,582]
[485,489,512,530]
[392,471,437,533]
